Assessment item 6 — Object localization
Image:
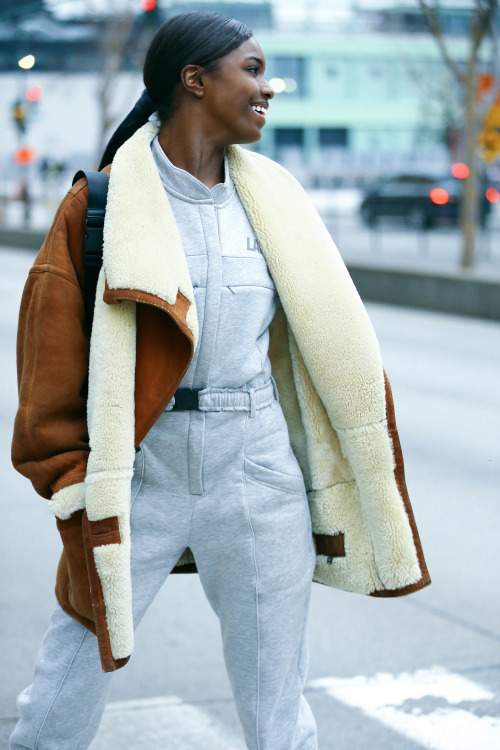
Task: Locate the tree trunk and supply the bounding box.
[460,67,480,269]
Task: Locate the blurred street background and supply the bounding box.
[1,1,500,748]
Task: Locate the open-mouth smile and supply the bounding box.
[251,105,267,124]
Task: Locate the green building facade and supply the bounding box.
[251,31,492,185]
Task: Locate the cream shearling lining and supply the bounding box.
[103,121,198,345]
[49,481,86,520]
[78,121,425,663]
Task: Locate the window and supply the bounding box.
[271,56,306,97]
[319,128,349,148]
[275,129,305,148]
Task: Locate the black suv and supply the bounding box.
[359,173,492,229]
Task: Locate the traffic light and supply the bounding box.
[141,0,160,25]
[15,147,35,165]
[13,99,27,135]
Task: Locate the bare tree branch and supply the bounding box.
[476,0,500,114]
[469,0,492,62]
[416,0,500,267]
[417,0,466,85]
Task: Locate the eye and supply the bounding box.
[247,66,260,74]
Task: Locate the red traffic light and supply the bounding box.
[25,85,42,102]
[451,163,470,179]
[141,0,156,9]
[486,187,500,202]
[15,147,36,165]
[430,188,449,205]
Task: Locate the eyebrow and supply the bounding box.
[244,56,265,69]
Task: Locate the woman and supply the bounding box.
[10,10,430,750]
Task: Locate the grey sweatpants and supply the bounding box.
[10,380,318,750]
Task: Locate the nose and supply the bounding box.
[262,78,275,100]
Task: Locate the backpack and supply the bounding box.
[72,170,109,332]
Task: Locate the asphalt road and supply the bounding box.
[1,246,499,749]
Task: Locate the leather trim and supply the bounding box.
[103,283,193,341]
[134,300,194,447]
[314,532,345,558]
[81,511,130,671]
[101,283,194,448]
[55,510,96,632]
[370,372,431,597]
[88,516,121,546]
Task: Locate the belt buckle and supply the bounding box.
[172,388,200,410]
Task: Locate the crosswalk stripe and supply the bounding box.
[90,695,246,750]
[309,665,500,750]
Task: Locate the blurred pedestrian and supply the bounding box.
[10,10,430,750]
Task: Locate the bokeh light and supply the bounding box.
[451,163,470,179]
[25,86,42,102]
[141,0,157,10]
[15,147,36,165]
[283,78,297,92]
[18,55,35,70]
[269,77,286,93]
[486,187,500,202]
[430,188,449,205]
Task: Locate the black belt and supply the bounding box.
[171,388,201,410]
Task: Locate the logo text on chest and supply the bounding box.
[247,237,262,254]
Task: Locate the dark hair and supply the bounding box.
[98,10,253,170]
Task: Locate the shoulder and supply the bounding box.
[68,163,112,212]
[34,165,111,280]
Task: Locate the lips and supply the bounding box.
[251,106,266,124]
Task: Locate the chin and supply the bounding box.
[237,129,263,145]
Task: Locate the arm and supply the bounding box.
[12,180,91,500]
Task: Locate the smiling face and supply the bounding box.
[178,36,275,145]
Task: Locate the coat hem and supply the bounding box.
[369,572,432,597]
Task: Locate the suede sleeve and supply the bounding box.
[11,181,92,498]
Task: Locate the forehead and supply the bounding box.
[226,37,266,65]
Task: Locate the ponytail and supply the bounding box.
[98,11,253,170]
[98,90,156,170]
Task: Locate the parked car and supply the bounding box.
[359,173,493,229]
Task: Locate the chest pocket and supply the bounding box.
[219,255,277,374]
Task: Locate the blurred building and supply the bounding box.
[0,1,496,186]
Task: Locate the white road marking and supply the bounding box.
[89,695,246,750]
[309,665,500,750]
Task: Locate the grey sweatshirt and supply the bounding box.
[151,135,280,391]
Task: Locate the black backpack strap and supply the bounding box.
[72,170,109,332]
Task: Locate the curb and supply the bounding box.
[0,228,47,250]
[348,263,500,321]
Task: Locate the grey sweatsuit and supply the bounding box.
[10,137,318,750]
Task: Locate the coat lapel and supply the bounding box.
[226,143,386,432]
[102,120,199,347]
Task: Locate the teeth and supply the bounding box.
[252,105,266,115]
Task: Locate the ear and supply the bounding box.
[180,64,205,98]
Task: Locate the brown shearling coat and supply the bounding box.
[12,123,431,672]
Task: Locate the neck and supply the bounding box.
[157,111,226,189]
